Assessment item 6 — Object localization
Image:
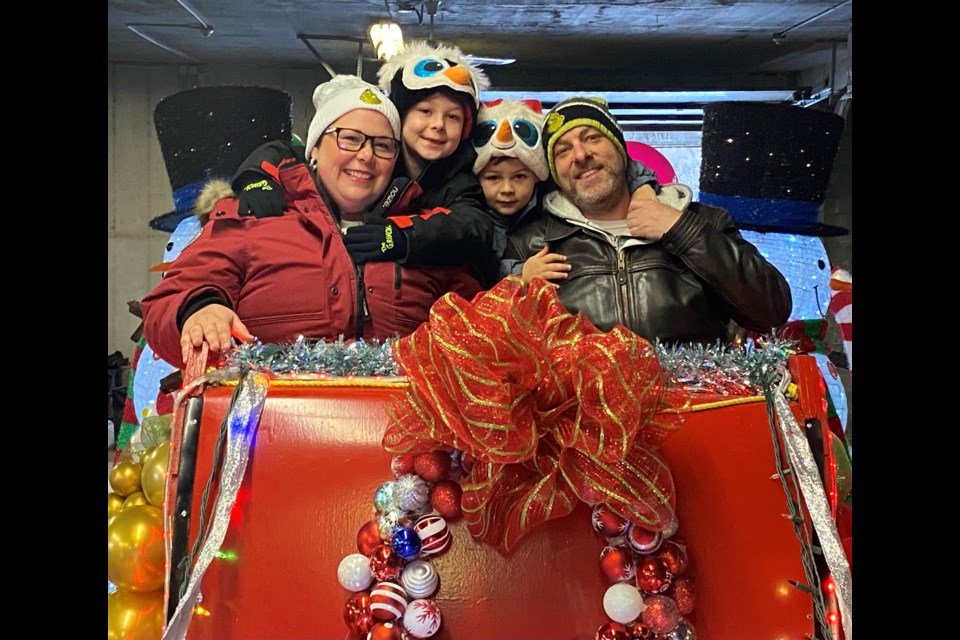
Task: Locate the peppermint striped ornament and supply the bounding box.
[369,581,409,621]
[413,514,451,556]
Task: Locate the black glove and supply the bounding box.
[342,217,409,264]
[234,170,286,218]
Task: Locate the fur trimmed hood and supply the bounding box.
[194,178,235,225]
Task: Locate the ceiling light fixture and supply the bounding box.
[369,21,404,61]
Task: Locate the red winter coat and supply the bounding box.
[141,162,482,369]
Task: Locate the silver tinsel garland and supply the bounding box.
[224,335,400,378]
[220,334,797,395]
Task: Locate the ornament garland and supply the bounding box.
[336,449,701,639]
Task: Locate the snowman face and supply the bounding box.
[741,231,832,322]
[132,342,177,424]
[163,215,203,264]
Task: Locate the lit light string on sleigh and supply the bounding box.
[164,277,851,640]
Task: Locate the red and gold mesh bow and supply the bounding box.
[384,276,690,553]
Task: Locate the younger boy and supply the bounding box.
[472,98,662,284]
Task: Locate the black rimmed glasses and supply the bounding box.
[323,127,400,159]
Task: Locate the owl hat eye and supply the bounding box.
[472,98,549,181]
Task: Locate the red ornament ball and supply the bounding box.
[627,523,664,555]
[592,504,630,538]
[626,621,656,640]
[640,594,680,635]
[595,622,631,640]
[343,592,374,635]
[369,581,409,621]
[366,621,405,640]
[391,454,415,478]
[357,519,382,556]
[368,544,404,582]
[429,481,463,521]
[665,577,696,615]
[600,545,637,583]
[636,556,673,594]
[655,540,689,576]
[414,451,452,483]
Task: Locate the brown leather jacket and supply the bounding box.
[503,185,792,345]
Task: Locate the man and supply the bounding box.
[504,96,791,345]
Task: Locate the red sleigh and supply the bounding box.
[161,347,849,639]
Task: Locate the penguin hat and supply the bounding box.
[377,40,490,140]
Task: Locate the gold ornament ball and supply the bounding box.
[110,461,144,497]
[107,587,164,640]
[123,491,150,509]
[141,441,171,507]
[107,504,167,592]
[108,492,126,519]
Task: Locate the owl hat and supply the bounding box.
[378,40,490,140]
[472,98,549,181]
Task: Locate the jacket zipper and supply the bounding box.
[617,248,629,325]
[355,265,369,338]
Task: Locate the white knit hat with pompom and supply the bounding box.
[304,75,401,155]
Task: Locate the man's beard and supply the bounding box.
[567,164,622,211]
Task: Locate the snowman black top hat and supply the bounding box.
[149,86,293,232]
[698,101,847,236]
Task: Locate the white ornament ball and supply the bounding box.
[400,559,439,598]
[603,582,645,624]
[337,553,373,592]
[403,599,442,638]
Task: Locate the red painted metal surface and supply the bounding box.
[173,357,823,639]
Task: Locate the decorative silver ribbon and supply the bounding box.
[773,391,852,640]
[162,370,269,640]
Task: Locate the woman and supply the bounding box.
[140,75,481,369]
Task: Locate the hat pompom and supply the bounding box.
[472,99,549,181]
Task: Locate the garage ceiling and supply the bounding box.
[108,1,853,95]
